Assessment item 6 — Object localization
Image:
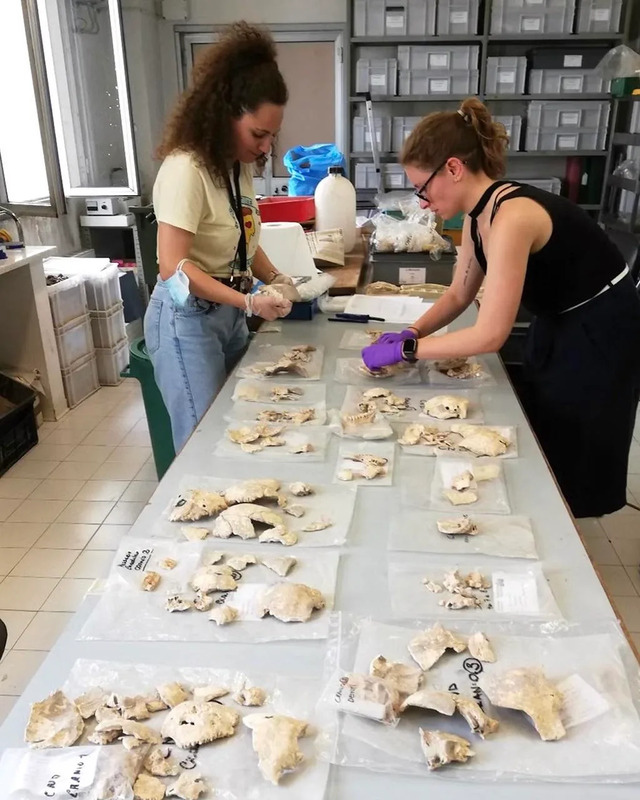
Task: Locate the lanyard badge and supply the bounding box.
[228,161,253,294]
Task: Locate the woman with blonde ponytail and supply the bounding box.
[362,97,640,518]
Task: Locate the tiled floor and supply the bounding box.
[0,381,639,726]
[0,380,156,722]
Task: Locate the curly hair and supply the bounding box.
[157,21,288,185]
[401,98,509,179]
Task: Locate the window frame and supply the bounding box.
[0,0,65,217]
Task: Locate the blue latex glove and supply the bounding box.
[376,329,416,346]
[362,341,405,371]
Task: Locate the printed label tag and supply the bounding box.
[430,54,449,68]
[562,77,583,92]
[498,71,515,83]
[592,8,610,21]
[388,173,404,187]
[370,74,386,88]
[560,111,580,126]
[557,674,611,728]
[399,267,427,285]
[386,13,405,29]
[522,17,542,30]
[430,79,450,93]
[492,571,539,615]
[12,749,100,798]
[451,11,468,24]
[558,134,578,149]
[564,55,583,68]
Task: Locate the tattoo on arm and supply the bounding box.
[462,258,473,287]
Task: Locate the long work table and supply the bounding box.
[1,306,638,799]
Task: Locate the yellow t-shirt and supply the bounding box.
[152,151,261,278]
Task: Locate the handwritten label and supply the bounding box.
[430,78,450,93]
[558,674,611,728]
[492,571,539,615]
[451,11,468,24]
[12,749,99,798]
[564,54,583,68]
[522,17,542,30]
[333,675,387,720]
[399,267,427,285]
[117,547,153,572]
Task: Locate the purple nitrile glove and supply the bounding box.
[361,341,405,371]
[376,329,416,345]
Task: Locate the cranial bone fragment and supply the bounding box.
[466,571,490,590]
[474,464,500,481]
[439,595,480,610]
[289,441,314,454]
[408,623,468,670]
[209,605,239,625]
[92,719,161,747]
[193,685,229,702]
[227,426,262,444]
[74,687,105,720]
[259,358,308,377]
[467,632,496,663]
[166,772,208,800]
[160,558,178,570]
[258,525,298,546]
[161,701,240,748]
[241,442,263,454]
[193,591,214,612]
[301,517,332,532]
[133,774,165,800]
[455,696,499,739]
[271,385,303,401]
[337,469,354,481]
[369,655,423,696]
[234,686,267,706]
[223,478,281,505]
[262,556,297,576]
[259,583,325,622]
[157,682,190,708]
[483,668,566,741]
[24,690,84,748]
[443,489,478,506]
[144,745,180,777]
[203,551,224,565]
[142,571,161,592]
[423,580,444,593]
[450,424,509,458]
[243,714,309,785]
[421,395,469,420]
[442,569,467,594]
[283,503,306,518]
[401,689,457,717]
[419,728,475,770]
[451,470,476,492]
[165,594,193,612]
[180,526,210,542]
[437,515,477,535]
[120,695,151,721]
[289,481,314,496]
[212,504,286,540]
[226,554,257,571]
[435,357,483,380]
[190,565,237,594]
[169,489,228,522]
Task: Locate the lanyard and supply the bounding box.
[228,161,248,276]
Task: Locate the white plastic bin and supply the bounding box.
[437,0,480,34]
[392,116,422,153]
[495,115,523,151]
[490,0,576,34]
[83,264,122,311]
[61,353,100,408]
[352,116,392,152]
[398,69,479,96]
[354,163,410,190]
[354,0,436,36]
[519,177,562,194]
[397,45,479,72]
[486,57,527,95]
[48,275,88,329]
[528,69,610,95]
[526,100,610,150]
[90,302,127,349]
[355,58,398,96]
[55,315,95,370]
[576,0,622,32]
[95,339,129,386]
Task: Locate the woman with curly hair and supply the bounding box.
[145,22,293,451]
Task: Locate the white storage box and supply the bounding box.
[486,57,527,95]
[398,69,479,96]
[83,264,122,311]
[397,44,479,72]
[355,58,398,96]
[90,302,127,349]
[528,69,610,95]
[490,0,576,34]
[437,0,480,34]
[354,0,437,36]
[48,275,88,329]
[355,163,410,190]
[495,115,523,151]
[61,353,100,408]
[576,0,622,32]
[392,116,422,153]
[352,115,392,152]
[95,338,129,386]
[55,315,95,370]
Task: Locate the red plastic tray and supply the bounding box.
[258,196,315,224]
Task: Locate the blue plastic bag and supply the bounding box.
[283,144,347,196]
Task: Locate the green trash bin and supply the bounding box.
[121,338,175,480]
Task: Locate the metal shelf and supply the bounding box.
[351,35,482,44]
[606,175,640,192]
[613,133,640,146]
[601,213,639,232]
[487,33,623,42]
[350,95,472,103]
[509,151,607,158]
[485,94,611,101]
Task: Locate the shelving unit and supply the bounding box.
[347,0,635,211]
[599,96,640,232]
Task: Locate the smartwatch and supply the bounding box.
[401,337,418,363]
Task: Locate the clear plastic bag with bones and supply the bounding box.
[372,204,449,256]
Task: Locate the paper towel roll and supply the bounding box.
[259,222,318,278]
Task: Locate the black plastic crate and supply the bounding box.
[0,375,38,476]
[529,46,609,70]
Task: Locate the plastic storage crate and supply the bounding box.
[90,302,127,349]
[0,374,38,476]
[83,264,122,312]
[55,315,95,370]
[392,116,422,152]
[48,275,88,329]
[355,163,410,190]
[631,104,640,134]
[528,69,610,95]
[355,58,397,96]
[399,69,479,96]
[529,46,610,70]
[519,177,562,194]
[352,115,392,152]
[576,0,622,32]
[354,0,436,36]
[495,115,523,151]
[526,128,606,150]
[490,0,576,34]
[397,45,479,72]
[486,57,527,95]
[436,0,480,34]
[526,100,610,151]
[95,339,129,386]
[61,353,100,408]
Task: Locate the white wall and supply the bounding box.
[158,0,347,124]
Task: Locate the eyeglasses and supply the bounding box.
[414,160,447,203]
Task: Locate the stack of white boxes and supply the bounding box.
[85,265,129,386]
[47,276,100,408]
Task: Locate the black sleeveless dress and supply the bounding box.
[468,181,640,518]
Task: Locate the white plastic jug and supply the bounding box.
[314,166,357,253]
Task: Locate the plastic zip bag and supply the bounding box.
[595,44,640,79]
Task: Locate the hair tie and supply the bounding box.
[457,109,471,124]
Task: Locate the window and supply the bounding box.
[0,0,64,214]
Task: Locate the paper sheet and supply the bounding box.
[344,294,431,324]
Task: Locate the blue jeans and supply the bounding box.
[144,281,248,452]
